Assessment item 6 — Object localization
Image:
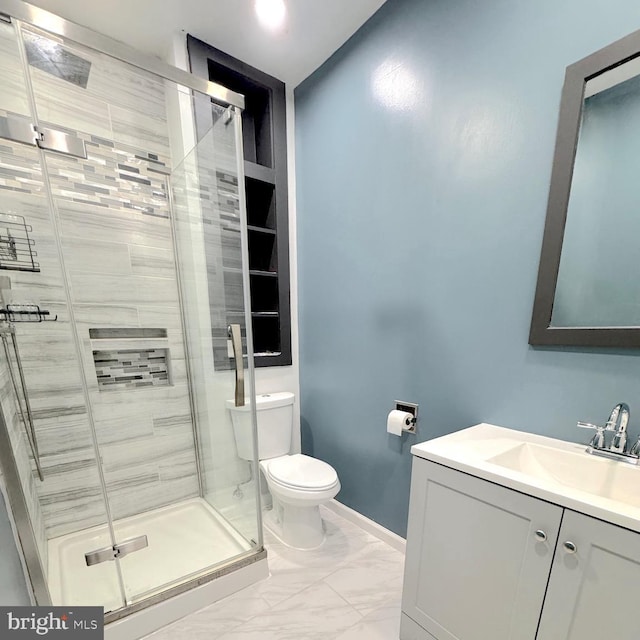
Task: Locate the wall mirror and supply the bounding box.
[530,28,640,347]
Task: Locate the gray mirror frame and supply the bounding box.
[530,28,640,348]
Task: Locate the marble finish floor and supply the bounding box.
[145,505,405,640]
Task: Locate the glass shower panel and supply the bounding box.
[22,25,260,607]
[171,109,262,550]
[0,20,125,612]
[22,27,200,604]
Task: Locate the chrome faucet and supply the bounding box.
[578,402,640,465]
[607,402,630,453]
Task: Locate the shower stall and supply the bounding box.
[0,0,264,625]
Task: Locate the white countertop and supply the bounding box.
[411,423,640,534]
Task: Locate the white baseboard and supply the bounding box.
[324,500,406,553]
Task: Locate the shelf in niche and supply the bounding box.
[225,351,283,359]
[224,267,278,278]
[223,311,278,318]
[245,177,275,229]
[248,232,276,272]
[252,313,280,355]
[244,161,275,185]
[248,225,276,235]
[250,275,278,313]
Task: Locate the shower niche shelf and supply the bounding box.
[92,348,171,391]
[188,35,291,367]
[90,327,171,391]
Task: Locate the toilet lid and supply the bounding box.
[267,454,338,491]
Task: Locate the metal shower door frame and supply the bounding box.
[0,0,245,111]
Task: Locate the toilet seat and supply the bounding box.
[265,454,338,492]
[260,454,341,549]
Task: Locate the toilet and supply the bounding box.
[227,392,340,549]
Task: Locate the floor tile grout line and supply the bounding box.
[214,582,366,640]
[248,546,347,610]
[203,593,273,640]
[318,537,405,586]
[320,580,367,621]
[199,536,368,635]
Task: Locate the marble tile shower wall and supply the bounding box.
[0,23,29,116]
[0,136,106,541]
[0,32,200,539]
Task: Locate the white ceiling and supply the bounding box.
[29,0,387,86]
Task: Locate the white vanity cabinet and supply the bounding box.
[401,459,563,640]
[401,457,640,640]
[536,510,640,640]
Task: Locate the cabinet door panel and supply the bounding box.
[537,510,640,640]
[402,460,562,640]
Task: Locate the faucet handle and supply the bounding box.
[577,421,614,431]
[630,437,640,458]
[577,421,609,449]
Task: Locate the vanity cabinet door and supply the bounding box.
[401,459,563,640]
[536,510,640,640]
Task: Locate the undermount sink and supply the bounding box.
[488,441,640,509]
[410,423,640,534]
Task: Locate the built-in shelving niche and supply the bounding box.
[188,35,291,368]
[89,328,171,391]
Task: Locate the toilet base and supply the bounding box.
[263,499,326,550]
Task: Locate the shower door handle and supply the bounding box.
[228,324,245,407]
[85,535,149,566]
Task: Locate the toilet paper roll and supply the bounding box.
[387,410,413,436]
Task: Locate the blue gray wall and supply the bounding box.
[295,0,640,536]
[0,492,30,605]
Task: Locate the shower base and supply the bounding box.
[47,497,252,613]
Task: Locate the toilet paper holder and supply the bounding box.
[395,400,418,433]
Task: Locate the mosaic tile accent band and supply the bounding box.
[216,170,239,218]
[93,348,170,390]
[0,107,170,219]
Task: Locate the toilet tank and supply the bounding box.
[226,392,294,461]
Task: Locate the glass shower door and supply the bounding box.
[18,22,261,609]
[171,107,262,554]
[0,18,126,612]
